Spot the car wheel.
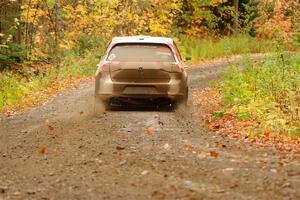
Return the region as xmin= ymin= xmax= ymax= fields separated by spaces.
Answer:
xmin=174 ymin=88 xmax=188 ymax=111
xmin=181 ymin=88 xmax=189 ymax=107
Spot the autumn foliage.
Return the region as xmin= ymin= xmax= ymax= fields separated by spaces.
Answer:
xmin=255 ymin=0 xmax=300 ymax=44
xmin=1 ymin=0 xmax=299 ymax=68
xmin=194 ymin=87 xmax=300 ymax=152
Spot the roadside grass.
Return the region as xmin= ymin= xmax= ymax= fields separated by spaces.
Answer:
xmin=218 ymin=51 xmax=300 ymax=138
xmin=0 ymin=50 xmax=100 ymax=113
xmin=178 ymin=35 xmax=275 ymax=61
xmin=58 ymin=51 xmax=99 ymax=78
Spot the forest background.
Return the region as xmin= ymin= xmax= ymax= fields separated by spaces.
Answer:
xmin=1 ymin=0 xmax=299 ymax=70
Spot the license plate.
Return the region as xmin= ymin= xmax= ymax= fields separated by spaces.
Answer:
xmin=123 ymin=87 xmax=156 ymax=94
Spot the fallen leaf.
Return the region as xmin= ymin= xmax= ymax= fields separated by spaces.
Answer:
xmin=158 ymin=121 xmax=164 ymax=126
xmin=251 ymin=138 xmax=258 ymax=143
xmin=270 ymin=169 xmax=277 ymax=173
xmin=216 ymin=189 xmax=226 ymax=193
xmin=152 ymin=191 xmax=166 ymax=198
xmin=47 ymin=124 xmax=54 ymax=131
xmin=80 ymin=111 xmax=84 ymax=116
xmin=116 ymin=146 xmax=125 ymax=150
xmin=119 ymin=160 xmax=127 ymax=166
xmin=141 ymin=170 xmax=149 ymax=175
xmin=185 ymin=145 xmax=194 ymax=152
xmin=45 ymin=119 xmax=54 ymax=131
xmin=164 ymin=143 xmax=171 ymax=150
xmin=198 ymin=152 xmax=209 ymax=158
xmin=26 ymin=190 xmax=36 ymax=195
xmin=37 ymin=146 xmax=46 ymax=154
xmin=0 ymin=186 xmax=7 ymax=194
xmin=147 ymin=127 xmax=153 ymax=136
xmin=13 ymin=190 xmax=21 ymax=196
xmin=222 ymin=168 xmax=234 ymax=172
xmin=215 ymin=142 xmax=226 ymax=148
xmin=206 ymin=143 xmax=211 ymax=148
xmin=213 ymin=124 xmax=221 ymax=130
xmin=95 ymin=158 xmax=103 ymax=165
xmin=210 ymin=151 xmax=219 ymax=158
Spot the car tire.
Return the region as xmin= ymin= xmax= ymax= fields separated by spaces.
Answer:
xmin=181 ymin=87 xmax=189 ymax=107
xmin=174 ymin=88 xmax=188 ymax=111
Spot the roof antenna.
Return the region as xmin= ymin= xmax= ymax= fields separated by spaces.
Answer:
xmin=139 ymin=35 xmax=149 ymax=40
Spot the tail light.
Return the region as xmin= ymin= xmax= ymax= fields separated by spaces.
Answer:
xmin=172 ymin=63 xmax=184 ymax=73
xmin=160 ymin=63 xmax=184 ymax=73
xmin=97 ymin=62 xmax=109 ymax=72
xmin=109 ymin=61 xmax=122 ymax=72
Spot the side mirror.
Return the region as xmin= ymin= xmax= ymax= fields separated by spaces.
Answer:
xmin=185 ymin=55 xmax=191 ymax=61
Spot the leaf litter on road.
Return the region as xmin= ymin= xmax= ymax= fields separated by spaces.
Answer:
xmin=45 ymin=119 xmax=54 ymax=131
xmin=37 ymin=146 xmax=46 ymax=154
xmin=193 ymin=88 xmax=300 ymax=152
xmin=147 ymin=127 xmax=153 ymax=136
xmin=222 ymin=168 xmax=235 ymax=172
xmin=116 ymin=146 xmax=125 ymax=150
xmin=210 ymin=151 xmax=219 ymax=158
xmin=141 ymin=170 xmax=149 ymax=175
xmin=185 ymin=145 xmax=194 ymax=152
xmin=215 ymin=142 xmax=226 ymax=148
xmin=198 ymin=152 xmax=210 ymax=159
xmin=163 ymin=143 xmax=171 ymax=150
xmin=0 ymin=75 xmax=94 ymax=116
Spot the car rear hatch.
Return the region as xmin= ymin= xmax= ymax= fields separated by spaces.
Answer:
xmin=109 ymin=61 xmax=173 ymax=83
xmin=107 ymin=43 xmax=176 ymax=83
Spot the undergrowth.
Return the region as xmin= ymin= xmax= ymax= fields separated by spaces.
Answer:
xmin=178 ymin=35 xmax=275 ymax=61
xmin=0 ymin=50 xmax=100 ymax=111
xmin=220 ymin=52 xmax=300 ymax=137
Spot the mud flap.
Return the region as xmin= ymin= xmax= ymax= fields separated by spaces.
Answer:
xmin=94 ymin=96 xmax=109 ymax=113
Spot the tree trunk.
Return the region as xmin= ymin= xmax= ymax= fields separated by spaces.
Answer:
xmin=137 ymin=0 xmax=143 ymax=15
xmin=233 ymin=0 xmax=239 ymax=34
xmin=55 ymin=0 xmax=63 ymax=40
xmin=54 ymin=0 xmax=63 ymax=70
xmin=15 ymin=0 xmax=22 ymax=44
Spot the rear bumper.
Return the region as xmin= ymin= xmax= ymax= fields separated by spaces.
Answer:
xmin=95 ymin=72 xmax=187 ymax=102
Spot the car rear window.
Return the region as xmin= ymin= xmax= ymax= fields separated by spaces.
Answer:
xmin=107 ymin=43 xmax=176 ymax=62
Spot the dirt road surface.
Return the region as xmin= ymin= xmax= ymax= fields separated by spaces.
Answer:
xmin=1 ymin=62 xmax=299 ymax=200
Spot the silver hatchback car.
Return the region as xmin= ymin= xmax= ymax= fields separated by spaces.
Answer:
xmin=95 ymin=36 xmax=189 ymax=110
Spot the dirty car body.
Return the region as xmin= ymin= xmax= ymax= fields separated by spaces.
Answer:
xmin=95 ymin=36 xmax=188 ymax=109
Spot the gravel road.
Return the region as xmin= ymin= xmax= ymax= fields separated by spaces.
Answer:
xmin=0 ymin=62 xmax=299 ymax=200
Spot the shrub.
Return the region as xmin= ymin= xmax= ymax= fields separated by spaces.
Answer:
xmin=220 ymin=52 xmax=300 ymax=136
xmin=0 ymin=43 xmax=26 ymax=70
